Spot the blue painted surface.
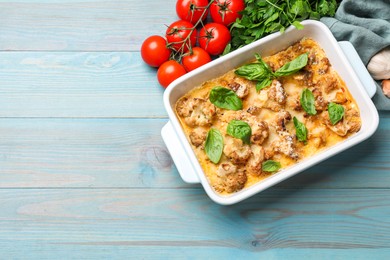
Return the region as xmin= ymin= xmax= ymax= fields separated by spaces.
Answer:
xmin=0 ymin=0 xmax=390 ymax=259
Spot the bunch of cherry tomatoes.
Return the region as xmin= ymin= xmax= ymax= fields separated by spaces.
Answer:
xmin=140 ymin=0 xmax=245 ymax=88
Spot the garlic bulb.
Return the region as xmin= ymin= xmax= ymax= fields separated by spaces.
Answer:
xmin=367 ymin=46 xmax=390 ymax=80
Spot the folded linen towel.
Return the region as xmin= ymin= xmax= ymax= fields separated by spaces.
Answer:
xmin=321 ymin=0 xmax=390 ymax=110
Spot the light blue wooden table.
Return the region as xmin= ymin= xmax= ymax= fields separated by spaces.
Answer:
xmin=1 ymin=1 xmax=390 ymax=258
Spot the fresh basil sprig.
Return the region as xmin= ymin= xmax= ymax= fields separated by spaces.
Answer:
xmin=209 ymin=87 xmax=243 ymax=111
xmin=234 ymin=54 xmax=274 ymax=91
xmin=262 ymin=160 xmax=281 ymax=172
xmin=293 ymin=116 xmax=308 ymax=144
xmin=274 ymin=53 xmax=309 ymax=77
xmin=234 ymin=53 xmax=308 ymax=92
xmin=205 ymin=128 xmax=224 ymax=164
xmin=227 ymin=120 xmax=252 ymax=144
xmin=300 ymin=88 xmax=317 ymax=115
xmin=328 ymin=102 xmax=345 ymax=125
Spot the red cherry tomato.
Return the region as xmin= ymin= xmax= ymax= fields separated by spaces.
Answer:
xmin=140 ymin=35 xmax=171 ymax=67
xmin=157 ymin=60 xmax=187 ymax=88
xmin=182 ymin=47 xmax=211 ymax=72
xmin=198 ymin=23 xmax=231 ymax=56
xmin=210 ymin=0 xmax=245 ymax=26
xmin=176 ymin=0 xmax=209 ymax=24
xmin=166 ymin=20 xmax=197 ymax=52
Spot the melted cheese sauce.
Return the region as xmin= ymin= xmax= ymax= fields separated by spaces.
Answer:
xmin=175 ymin=38 xmax=361 ymax=196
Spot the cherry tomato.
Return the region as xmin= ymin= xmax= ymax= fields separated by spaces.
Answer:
xmin=157 ymin=60 xmax=187 ymax=88
xmin=198 ymin=23 xmax=231 ymax=56
xmin=210 ymin=0 xmax=245 ymax=26
xmin=140 ymin=35 xmax=171 ymax=67
xmin=166 ymin=20 xmax=197 ymax=52
xmin=176 ymin=0 xmax=209 ymax=24
xmin=182 ymin=47 xmax=211 ymax=72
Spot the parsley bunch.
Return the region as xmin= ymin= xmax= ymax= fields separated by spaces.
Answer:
xmin=230 ymin=0 xmax=339 ymax=50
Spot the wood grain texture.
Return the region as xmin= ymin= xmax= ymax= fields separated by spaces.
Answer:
xmin=1 ymin=188 xmax=390 ymax=259
xmin=0 ymin=0 xmax=176 ymax=51
xmin=0 ymin=116 xmax=389 ymax=189
xmin=0 ymin=51 xmax=166 ymax=117
xmin=1 ymin=0 xmax=390 ymax=257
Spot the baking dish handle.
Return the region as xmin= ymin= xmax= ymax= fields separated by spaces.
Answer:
xmin=161 ymin=121 xmax=200 ymax=184
xmin=338 ymin=41 xmax=376 ymax=98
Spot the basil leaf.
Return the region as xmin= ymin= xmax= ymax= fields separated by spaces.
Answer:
xmin=256 ymin=77 xmax=273 ymax=92
xmin=328 ymin=102 xmax=345 ymax=125
xmin=300 ymin=88 xmax=317 ymax=115
xmin=227 ymin=120 xmax=252 ymax=144
xmin=274 ymin=53 xmax=308 ymax=77
xmin=293 ymin=116 xmax=308 ymax=144
xmin=209 ymin=87 xmax=243 ymax=111
xmin=262 ymin=160 xmax=281 ymax=172
xmin=234 ymin=53 xmax=273 ymax=82
xmin=205 ymin=128 xmax=224 ymax=164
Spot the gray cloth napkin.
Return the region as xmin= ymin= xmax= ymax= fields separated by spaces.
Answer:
xmin=321 ymin=0 xmax=390 ymax=110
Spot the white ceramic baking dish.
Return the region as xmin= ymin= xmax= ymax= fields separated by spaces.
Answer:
xmin=162 ymin=20 xmax=379 ymax=205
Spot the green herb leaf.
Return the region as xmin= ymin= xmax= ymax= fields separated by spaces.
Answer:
xmin=205 ymin=128 xmax=224 ymax=164
xmin=292 ymin=21 xmax=304 ymax=30
xmin=290 ymin=0 xmax=311 ymax=18
xmin=209 ymin=87 xmax=243 ymax=111
xmin=227 ymin=120 xmax=252 ymax=144
xmin=274 ymin=53 xmax=308 ymax=77
xmin=256 ymin=77 xmax=273 ymax=92
xmin=234 ymin=53 xmax=273 ymax=81
xmin=317 ymin=0 xmax=337 ymax=16
xmin=262 ymin=160 xmax=281 ymax=172
xmin=228 ymin=0 xmax=339 ymax=53
xmin=293 ymin=116 xmax=308 ymax=144
xmin=235 ymin=53 xmax=274 ymax=91
xmin=300 ymin=88 xmax=317 ymax=115
xmin=328 ymin=102 xmax=345 ymax=125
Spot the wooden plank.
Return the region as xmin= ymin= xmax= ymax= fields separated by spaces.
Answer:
xmin=0 ymin=188 xmax=390 ymax=258
xmin=0 ymin=0 xmax=176 ymax=51
xmin=0 ymin=51 xmax=166 ymax=117
xmin=0 ymin=118 xmax=183 ymax=188
xmin=0 ymin=117 xmax=389 ymax=189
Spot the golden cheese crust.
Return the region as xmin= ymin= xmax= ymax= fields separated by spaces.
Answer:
xmin=175 ymin=38 xmax=361 ymax=196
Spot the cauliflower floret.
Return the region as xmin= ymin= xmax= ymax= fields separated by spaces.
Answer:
xmin=322 ymin=106 xmax=361 ymax=136
xmin=246 ymin=106 xmax=261 ymax=115
xmin=346 ymin=108 xmax=361 ymax=133
xmin=247 ymin=145 xmax=265 ymax=176
xmin=275 ymin=110 xmax=292 ymax=132
xmin=312 ymin=88 xmax=328 ymax=112
xmin=176 ymin=98 xmax=216 ymax=127
xmin=332 ymin=90 xmax=347 ymax=104
xmin=223 ymin=136 xmax=251 ymax=165
xmin=189 ymin=128 xmax=207 ymax=147
xmin=272 ymin=131 xmax=299 ymax=160
xmin=251 ymin=121 xmax=269 ymax=145
xmin=293 ymin=69 xmax=314 ymax=87
xmin=316 ymin=74 xmax=338 ymax=94
xmin=242 ymin=114 xmax=269 ymax=145
xmin=214 ymin=163 xmax=247 ymax=193
xmin=306 ymin=118 xmax=327 ymax=148
xmin=228 ymin=81 xmax=249 ymax=98
xmin=263 ymin=80 xmax=287 ymax=112
xmin=268 ymin=80 xmax=287 ymax=104
xmin=317 ymin=57 xmax=331 ymax=75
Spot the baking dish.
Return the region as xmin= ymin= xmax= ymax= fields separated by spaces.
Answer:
xmin=162 ymin=20 xmax=379 ymax=205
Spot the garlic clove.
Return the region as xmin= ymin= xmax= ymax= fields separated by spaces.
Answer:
xmin=367 ymin=47 xmax=390 ymax=80
xmin=382 ymin=80 xmax=390 ymax=98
